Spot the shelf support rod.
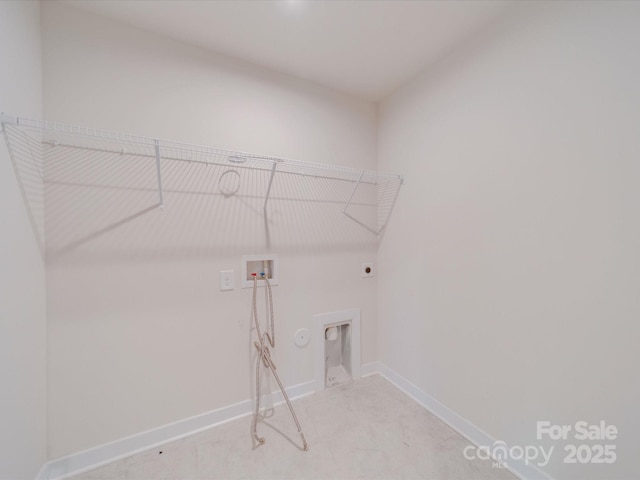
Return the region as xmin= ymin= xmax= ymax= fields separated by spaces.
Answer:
xmin=263 ymin=161 xmax=277 ymax=212
xmin=154 ymin=139 xmax=164 ymax=209
xmin=343 ymin=170 xmax=381 ymax=235
xmin=343 ymin=170 xmax=365 ymax=214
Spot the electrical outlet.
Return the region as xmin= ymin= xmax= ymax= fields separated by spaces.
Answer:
xmin=362 ymin=263 xmax=374 ymax=278
xmin=220 ymin=270 xmax=234 ymax=291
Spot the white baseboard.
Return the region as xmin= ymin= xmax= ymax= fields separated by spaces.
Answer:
xmin=360 ymin=360 xmax=381 ymax=377
xmin=34 ymin=463 xmax=48 ymax=480
xmin=40 ymin=362 xmax=552 ymax=480
xmin=375 ymin=363 xmax=553 ymax=480
xmin=43 ymin=380 xmax=315 ymax=480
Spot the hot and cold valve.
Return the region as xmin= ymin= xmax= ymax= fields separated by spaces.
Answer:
xmin=242 ymin=254 xmax=278 ymax=288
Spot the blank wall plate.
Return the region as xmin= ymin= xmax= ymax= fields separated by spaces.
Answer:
xmin=294 ymin=328 xmax=311 ymax=348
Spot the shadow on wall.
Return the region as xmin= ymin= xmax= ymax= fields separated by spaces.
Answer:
xmin=2 ymin=124 xmax=45 ymax=257
xmin=3 ymin=123 xmax=400 ymax=265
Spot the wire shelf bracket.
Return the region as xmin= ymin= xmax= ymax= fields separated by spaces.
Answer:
xmin=263 ymin=161 xmax=277 ymax=213
xmin=153 ymin=139 xmax=164 ymax=209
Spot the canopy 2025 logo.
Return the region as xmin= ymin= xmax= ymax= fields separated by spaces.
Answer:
xmin=463 ymin=420 xmax=617 ymax=469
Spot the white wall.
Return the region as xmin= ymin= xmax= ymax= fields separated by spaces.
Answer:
xmin=378 ymin=2 xmax=640 ymax=479
xmin=0 ymin=1 xmax=47 ymax=478
xmin=41 ymin=3 xmax=378 ymax=459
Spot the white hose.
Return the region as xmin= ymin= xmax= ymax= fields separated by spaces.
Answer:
xmin=251 ymin=275 xmax=309 ymax=451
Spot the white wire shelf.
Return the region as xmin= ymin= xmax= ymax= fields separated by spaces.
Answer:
xmin=1 ymin=114 xmax=403 ymax=238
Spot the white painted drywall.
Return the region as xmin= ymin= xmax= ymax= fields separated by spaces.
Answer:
xmin=0 ymin=1 xmax=47 ymax=478
xmin=41 ymin=3 xmax=378 ymax=459
xmin=378 ymin=2 xmax=640 ymax=479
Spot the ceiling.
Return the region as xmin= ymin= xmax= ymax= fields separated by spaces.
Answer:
xmin=57 ymin=0 xmax=513 ymax=102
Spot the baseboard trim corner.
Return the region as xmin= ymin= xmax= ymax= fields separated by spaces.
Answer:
xmin=34 ymin=462 xmax=48 ymax=480
xmin=360 ymin=360 xmax=381 ymax=377
xmin=375 ymin=363 xmax=553 ymax=480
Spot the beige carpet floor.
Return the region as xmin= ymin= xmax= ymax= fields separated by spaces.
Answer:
xmin=70 ymin=375 xmax=516 ymax=480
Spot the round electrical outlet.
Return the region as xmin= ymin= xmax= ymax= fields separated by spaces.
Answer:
xmin=362 ymin=263 xmax=374 ymax=277
xmin=294 ymin=328 xmax=311 ymax=347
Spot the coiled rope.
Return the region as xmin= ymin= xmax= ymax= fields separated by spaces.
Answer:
xmin=251 ymin=274 xmax=309 ymax=451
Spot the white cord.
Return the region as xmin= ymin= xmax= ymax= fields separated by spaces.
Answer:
xmin=251 ymin=275 xmax=309 ymax=451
